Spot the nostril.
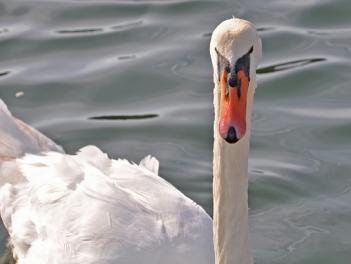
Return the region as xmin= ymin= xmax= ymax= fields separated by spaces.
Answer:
xmin=228 ymin=75 xmax=237 ymax=87
xmin=225 ymin=126 xmax=239 ymax=143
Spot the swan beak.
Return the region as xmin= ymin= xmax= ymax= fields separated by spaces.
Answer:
xmin=219 ymin=69 xmax=249 ymax=144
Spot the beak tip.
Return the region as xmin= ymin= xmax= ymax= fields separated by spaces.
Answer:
xmin=224 ymin=126 xmax=240 ymax=144
xmin=225 ymin=138 xmax=239 ymax=144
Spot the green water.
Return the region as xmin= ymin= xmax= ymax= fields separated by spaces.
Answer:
xmin=1 ymin=0 xmax=351 ymax=263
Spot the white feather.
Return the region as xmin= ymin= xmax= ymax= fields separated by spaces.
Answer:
xmin=139 ymin=155 xmax=159 ymax=175
xmin=0 ymin=99 xmax=63 ymax=158
xmin=0 ymin=100 xmax=214 ymax=264
xmin=1 ymin=148 xmax=213 ymax=263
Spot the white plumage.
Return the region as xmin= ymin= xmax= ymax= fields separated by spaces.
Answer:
xmin=0 ymin=99 xmax=214 ymax=264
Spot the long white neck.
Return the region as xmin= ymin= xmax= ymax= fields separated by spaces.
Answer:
xmin=212 ymin=77 xmax=255 ymax=264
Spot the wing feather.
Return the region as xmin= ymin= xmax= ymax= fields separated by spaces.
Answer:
xmin=1 ymin=147 xmax=213 ymax=264
xmin=0 ymin=99 xmax=63 ymax=160
xmin=139 ymin=155 xmax=159 ymax=175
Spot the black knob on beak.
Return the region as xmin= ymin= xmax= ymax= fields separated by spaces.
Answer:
xmin=225 ymin=126 xmax=239 ymax=143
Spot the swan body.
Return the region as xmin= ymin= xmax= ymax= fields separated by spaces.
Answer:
xmin=0 ymin=18 xmax=261 ymax=264
xmin=0 ymin=100 xmax=213 ymax=264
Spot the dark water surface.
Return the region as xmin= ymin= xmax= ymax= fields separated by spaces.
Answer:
xmin=1 ymin=0 xmax=351 ymax=263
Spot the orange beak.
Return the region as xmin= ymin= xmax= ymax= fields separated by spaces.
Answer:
xmin=219 ymin=69 xmax=249 ymax=143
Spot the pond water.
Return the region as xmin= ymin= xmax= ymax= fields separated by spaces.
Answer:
xmin=0 ymin=0 xmax=351 ymax=263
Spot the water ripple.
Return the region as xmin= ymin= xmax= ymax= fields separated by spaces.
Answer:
xmin=257 ymin=26 xmax=275 ymax=32
xmin=54 ymin=20 xmax=143 ymax=36
xmin=257 ymin=58 xmax=326 ymax=74
xmin=0 ymin=28 xmax=9 ymax=34
xmin=89 ymin=114 xmax=158 ymax=121
xmin=111 ymin=20 xmax=143 ymax=31
xmin=276 ymin=106 xmax=351 ymax=120
xmin=0 ymin=71 xmax=10 ymax=78
xmin=201 ymin=32 xmax=211 ymax=38
xmin=56 ymin=28 xmax=103 ymax=34
xmin=0 ymin=24 xmax=31 ymax=39
xmin=118 ymin=55 xmax=137 ymax=61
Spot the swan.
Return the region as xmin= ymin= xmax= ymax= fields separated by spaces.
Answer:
xmin=0 ymin=18 xmax=261 ymax=264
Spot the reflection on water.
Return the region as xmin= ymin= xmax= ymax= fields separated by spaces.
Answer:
xmin=0 ymin=0 xmax=351 ymax=263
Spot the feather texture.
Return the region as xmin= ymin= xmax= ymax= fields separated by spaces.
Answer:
xmin=0 ymin=100 xmax=214 ymax=264
xmin=1 ymin=148 xmax=213 ymax=263
xmin=0 ymin=99 xmax=63 ymax=159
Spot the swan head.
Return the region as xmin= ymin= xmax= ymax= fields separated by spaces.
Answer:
xmin=210 ymin=18 xmax=262 ymax=144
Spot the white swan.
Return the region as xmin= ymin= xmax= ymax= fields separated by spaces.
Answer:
xmin=0 ymin=18 xmax=261 ymax=264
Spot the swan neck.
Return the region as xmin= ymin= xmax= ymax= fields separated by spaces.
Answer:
xmin=213 ymin=81 xmax=253 ymax=264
